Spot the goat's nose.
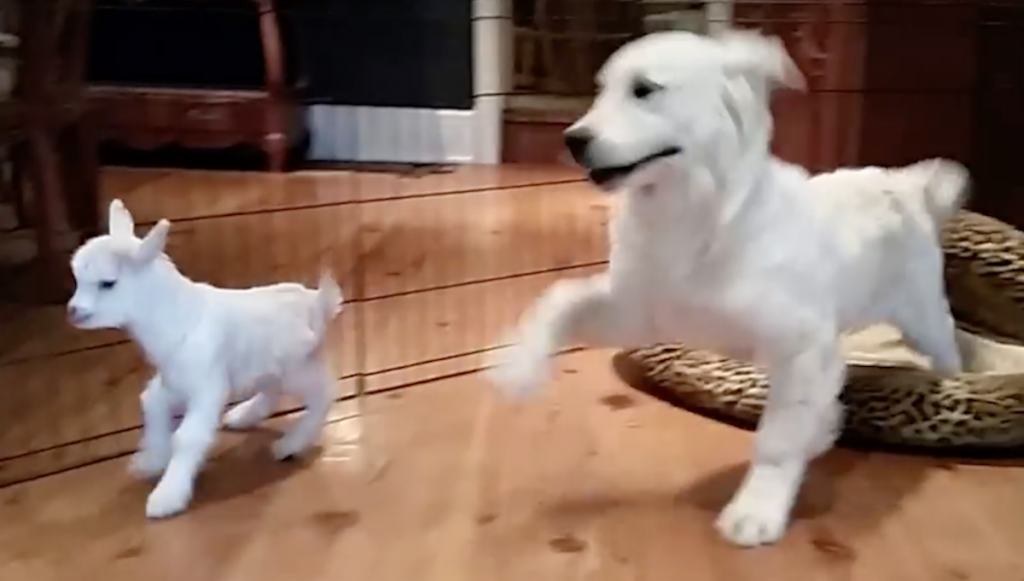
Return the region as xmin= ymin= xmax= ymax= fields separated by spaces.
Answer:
xmin=564 ymin=128 xmax=594 ymax=163
xmin=67 ymin=304 xmax=86 ymax=324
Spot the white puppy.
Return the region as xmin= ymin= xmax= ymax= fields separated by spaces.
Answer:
xmin=487 ymin=29 xmax=968 ymax=547
xmin=68 ymin=200 xmax=343 ymax=519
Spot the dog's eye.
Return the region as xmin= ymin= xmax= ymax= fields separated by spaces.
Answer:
xmin=632 ymin=79 xmax=661 ymax=100
xmin=99 ymin=280 xmax=117 ymax=290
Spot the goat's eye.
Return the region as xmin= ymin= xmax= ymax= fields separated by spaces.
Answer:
xmin=99 ymin=280 xmax=116 ymax=290
xmin=632 ymin=79 xmax=661 ymax=100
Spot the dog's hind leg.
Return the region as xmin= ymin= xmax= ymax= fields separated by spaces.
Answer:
xmin=893 ymin=292 xmax=962 ymax=375
xmin=487 ymin=273 xmax=640 ymax=398
xmin=272 ymin=358 xmax=334 ymax=460
xmin=716 ymin=338 xmax=846 ymax=548
xmin=887 ymin=252 xmax=962 ymax=375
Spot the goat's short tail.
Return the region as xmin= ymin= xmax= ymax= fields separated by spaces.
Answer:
xmin=899 ymin=157 xmax=970 ymax=225
xmin=313 ymin=269 xmax=344 ymax=339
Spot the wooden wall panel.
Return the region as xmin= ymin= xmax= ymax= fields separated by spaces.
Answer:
xmin=857 ymin=0 xmax=978 ymax=168
xmin=734 ymin=0 xmax=868 ymax=172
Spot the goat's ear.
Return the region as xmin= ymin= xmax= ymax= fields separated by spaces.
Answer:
xmin=717 ymin=28 xmax=806 ymax=92
xmin=135 ymin=219 xmax=170 ymax=265
xmin=108 ymin=199 xmax=136 ymax=238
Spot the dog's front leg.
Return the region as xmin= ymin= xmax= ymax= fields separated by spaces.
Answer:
xmin=715 ymin=341 xmax=845 ymax=547
xmin=145 ymin=373 xmax=229 ymax=519
xmin=487 ymin=274 xmax=623 ymax=398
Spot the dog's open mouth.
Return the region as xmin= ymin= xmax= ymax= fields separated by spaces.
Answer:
xmin=588 ymin=146 xmax=682 ymax=187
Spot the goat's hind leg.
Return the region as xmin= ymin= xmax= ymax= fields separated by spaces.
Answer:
xmin=223 ymin=391 xmax=280 ymax=430
xmin=273 ymin=358 xmax=334 ymax=460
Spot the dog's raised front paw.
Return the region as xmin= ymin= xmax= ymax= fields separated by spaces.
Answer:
xmin=145 ymin=478 xmax=194 ymax=519
xmin=714 ymin=486 xmax=790 ymax=548
xmin=128 ymin=448 xmax=171 ymax=480
xmin=485 ymin=341 xmax=553 ymax=400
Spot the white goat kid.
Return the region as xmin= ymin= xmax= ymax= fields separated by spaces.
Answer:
xmin=487 ymin=29 xmax=968 ymax=547
xmin=68 ymin=199 xmax=344 ymax=519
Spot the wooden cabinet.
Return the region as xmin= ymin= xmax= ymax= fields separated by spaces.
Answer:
xmin=88 ymin=0 xmax=301 ymax=171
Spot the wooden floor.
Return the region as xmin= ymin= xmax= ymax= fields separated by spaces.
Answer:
xmin=2 ymin=165 xmax=1024 ymax=580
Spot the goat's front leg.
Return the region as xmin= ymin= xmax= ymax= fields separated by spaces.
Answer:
xmin=129 ymin=374 xmax=176 ymax=480
xmin=715 ymin=339 xmax=846 ymax=547
xmin=145 ymin=374 xmax=229 ymax=519
xmin=487 ymin=274 xmax=629 ymax=398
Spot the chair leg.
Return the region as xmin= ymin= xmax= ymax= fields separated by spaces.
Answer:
xmin=60 ymin=116 xmax=100 ymax=239
xmin=10 ymin=142 xmax=29 ymax=228
xmin=0 ymin=144 xmax=14 ymax=229
xmin=27 ymin=129 xmax=74 ymax=303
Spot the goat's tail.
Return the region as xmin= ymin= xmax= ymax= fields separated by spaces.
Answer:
xmin=313 ymin=269 xmax=344 ymax=339
xmin=898 ymin=157 xmax=970 ymax=226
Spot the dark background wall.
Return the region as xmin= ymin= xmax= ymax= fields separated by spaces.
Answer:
xmin=87 ymin=0 xmax=474 ymax=110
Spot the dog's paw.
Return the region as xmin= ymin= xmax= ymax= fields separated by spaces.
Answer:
xmin=485 ymin=340 xmax=553 ymax=400
xmin=145 ymin=478 xmax=194 ymax=519
xmin=128 ymin=448 xmax=171 ymax=480
xmin=715 ymin=485 xmax=790 ymax=548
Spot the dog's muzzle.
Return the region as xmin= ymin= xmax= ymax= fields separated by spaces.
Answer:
xmin=586 ymin=147 xmax=683 ymax=187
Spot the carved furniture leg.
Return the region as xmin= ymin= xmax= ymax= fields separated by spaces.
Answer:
xmin=11 ymin=143 xmax=29 ymax=228
xmin=60 ymin=114 xmax=101 ymax=238
xmin=27 ymin=129 xmax=74 ymax=303
xmin=264 ymin=131 xmax=287 ymax=173
xmin=258 ymin=0 xmax=288 ymax=172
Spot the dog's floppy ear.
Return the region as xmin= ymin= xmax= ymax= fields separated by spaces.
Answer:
xmin=717 ymin=28 xmax=806 ymax=92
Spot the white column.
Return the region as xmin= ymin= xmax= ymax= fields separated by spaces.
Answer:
xmin=472 ymin=0 xmax=512 ymax=164
xmin=705 ymin=0 xmax=734 ymax=35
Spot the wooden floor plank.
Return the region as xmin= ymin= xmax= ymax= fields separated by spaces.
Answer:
xmin=0 ymin=166 xmax=1021 ymax=580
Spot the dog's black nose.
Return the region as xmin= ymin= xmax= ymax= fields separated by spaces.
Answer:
xmin=564 ymin=128 xmax=594 ymax=163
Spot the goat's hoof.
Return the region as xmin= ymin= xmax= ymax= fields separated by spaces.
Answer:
xmin=271 ymin=436 xmax=309 ymax=461
xmin=128 ymin=450 xmax=170 ymax=480
xmin=145 ymin=480 xmax=193 ymax=519
xmin=222 ymin=401 xmax=265 ymax=430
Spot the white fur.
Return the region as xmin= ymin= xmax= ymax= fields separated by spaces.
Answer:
xmin=487 ymin=30 xmax=968 ymax=547
xmin=68 ymin=200 xmax=344 ymax=519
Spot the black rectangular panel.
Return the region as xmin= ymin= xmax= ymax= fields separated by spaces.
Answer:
xmin=87 ymin=0 xmax=474 ymax=110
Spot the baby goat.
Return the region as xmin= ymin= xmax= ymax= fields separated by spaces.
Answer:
xmin=68 ymin=199 xmax=344 ymax=519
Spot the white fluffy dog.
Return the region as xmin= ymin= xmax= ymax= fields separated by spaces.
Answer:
xmin=68 ymin=200 xmax=343 ymax=519
xmin=487 ymin=29 xmax=969 ymax=547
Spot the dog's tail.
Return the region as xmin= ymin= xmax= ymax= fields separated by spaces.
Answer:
xmin=312 ymin=268 xmax=344 ymax=340
xmin=896 ymin=158 xmax=970 ymax=225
